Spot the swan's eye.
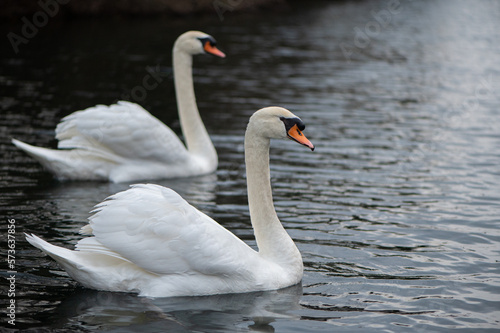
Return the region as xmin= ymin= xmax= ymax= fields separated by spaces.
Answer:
xmin=280 ymin=117 xmax=305 ymax=132
xmin=198 ymin=37 xmax=217 ymax=47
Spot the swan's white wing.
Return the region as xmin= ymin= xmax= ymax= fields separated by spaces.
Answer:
xmin=88 ymin=184 xmax=257 ymax=276
xmin=56 ymin=101 xmax=190 ymax=164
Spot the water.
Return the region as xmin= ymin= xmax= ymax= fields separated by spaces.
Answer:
xmin=1 ymin=0 xmax=500 ymax=331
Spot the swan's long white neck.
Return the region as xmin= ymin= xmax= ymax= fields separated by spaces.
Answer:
xmin=244 ymin=125 xmax=302 ymax=269
xmin=173 ymin=46 xmax=217 ymax=166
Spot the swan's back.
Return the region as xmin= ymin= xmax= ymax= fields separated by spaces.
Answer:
xmin=87 ymin=184 xmax=258 ymax=276
xmin=56 ymin=101 xmax=190 ymax=164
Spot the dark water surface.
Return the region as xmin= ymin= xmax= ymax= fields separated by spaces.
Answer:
xmin=1 ymin=0 xmax=500 ymax=331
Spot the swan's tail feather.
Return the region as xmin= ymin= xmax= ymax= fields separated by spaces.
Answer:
xmin=25 ymin=233 xmax=81 ymax=267
xmin=12 ymin=139 xmax=71 ymax=175
xmin=26 ymin=232 xmax=125 ymax=268
xmin=25 ymin=233 xmax=140 ymax=292
xmin=12 ymin=138 xmax=119 ymax=180
xmin=12 ymin=138 xmax=59 ymax=163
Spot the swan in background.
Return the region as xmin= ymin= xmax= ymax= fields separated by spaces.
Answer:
xmin=12 ymin=31 xmax=225 ymax=183
xmin=26 ymin=107 xmax=315 ymax=297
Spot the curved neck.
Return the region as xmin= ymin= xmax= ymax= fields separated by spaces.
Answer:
xmin=244 ymin=126 xmax=301 ymax=265
xmin=172 ymin=47 xmax=217 ymax=164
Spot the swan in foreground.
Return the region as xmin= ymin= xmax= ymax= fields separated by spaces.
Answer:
xmin=26 ymin=107 xmax=315 ymax=297
xmin=12 ymin=31 xmax=225 ymax=183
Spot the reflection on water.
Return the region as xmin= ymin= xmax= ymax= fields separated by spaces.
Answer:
xmin=53 ymin=284 xmax=302 ymax=332
xmin=1 ymin=0 xmax=500 ymax=332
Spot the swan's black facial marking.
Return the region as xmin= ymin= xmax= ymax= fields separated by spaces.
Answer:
xmin=280 ymin=116 xmax=306 ymax=132
xmin=198 ymin=36 xmax=217 ymax=49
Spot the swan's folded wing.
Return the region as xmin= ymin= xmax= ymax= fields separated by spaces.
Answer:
xmin=55 ymin=101 xmax=190 ymax=164
xmin=88 ymin=184 xmax=257 ymax=276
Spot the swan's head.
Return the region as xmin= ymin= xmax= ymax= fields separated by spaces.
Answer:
xmin=248 ymin=107 xmax=315 ymax=151
xmin=174 ymin=31 xmax=226 ymax=58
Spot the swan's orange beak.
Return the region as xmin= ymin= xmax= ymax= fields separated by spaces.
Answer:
xmin=204 ymin=43 xmax=226 ymax=58
xmin=287 ymin=124 xmax=315 ymax=151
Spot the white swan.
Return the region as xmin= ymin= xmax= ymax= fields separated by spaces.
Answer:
xmin=12 ymin=31 xmax=225 ymax=183
xmin=26 ymin=107 xmax=315 ymax=297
